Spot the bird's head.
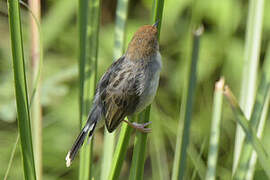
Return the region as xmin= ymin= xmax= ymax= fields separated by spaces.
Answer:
xmin=126 ymin=23 xmax=159 ymax=61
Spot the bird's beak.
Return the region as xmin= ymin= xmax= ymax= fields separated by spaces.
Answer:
xmin=153 ymin=20 xmax=159 ymax=28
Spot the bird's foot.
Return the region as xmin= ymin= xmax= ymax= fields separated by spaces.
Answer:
xmin=123 ymin=119 xmax=152 ymax=133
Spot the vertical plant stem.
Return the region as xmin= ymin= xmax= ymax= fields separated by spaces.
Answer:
xmin=129 ymin=0 xmax=164 ymax=179
xmin=151 ymin=0 xmax=164 ymax=37
xmin=172 ymin=27 xmax=203 ymax=180
xmin=7 ymin=0 xmax=36 ymax=179
xmin=108 ymin=117 xmax=134 ymax=180
xmin=29 ymin=0 xmax=42 ymax=179
xmin=113 ymin=0 xmax=129 ymax=60
xmin=78 ymin=0 xmax=101 ymax=179
xmin=78 ymin=0 xmax=88 ymax=129
xmin=77 ymin=0 xmax=89 ymax=178
xmin=205 ymin=78 xmax=225 ymax=180
xmin=188 ymin=141 xmax=207 ymax=180
xmin=101 ymin=0 xmax=129 ymax=179
xmin=233 ymin=46 xmax=270 ymax=180
xmin=129 ymin=110 xmax=150 ymax=180
xmin=4 ymin=134 xmax=19 ymax=180
xmin=149 ymin=109 xmax=169 ymax=180
xmin=247 ymin=91 xmax=270 ymax=180
xmin=87 ymin=0 xmax=101 ymax=177
xmin=224 ymin=87 xmax=270 ymax=178
xmin=234 ymin=0 xmax=264 ymax=174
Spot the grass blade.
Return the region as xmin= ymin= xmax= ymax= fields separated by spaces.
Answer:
xmin=129 ymin=0 xmax=164 ymax=179
xmin=78 ymin=0 xmax=101 ymax=179
xmin=246 ymin=46 xmax=270 ymax=179
xmin=101 ymin=0 xmax=129 ymax=179
xmin=129 ymin=110 xmax=150 ymax=180
xmin=171 ymin=27 xmax=203 ymax=180
xmin=152 ymin=0 xmax=164 ymax=37
xmin=78 ymin=0 xmax=88 ymax=129
xmin=108 ymin=117 xmax=134 ymax=180
xmin=4 ymin=3 xmax=43 ymax=176
xmin=233 ymin=45 xmax=270 ymax=180
xmin=4 ymin=134 xmax=19 ymax=180
xmin=247 ymin=91 xmax=270 ymax=179
xmin=113 ymin=0 xmax=129 ymax=60
xmin=234 ymin=0 xmax=264 ymax=173
xmin=77 ymin=0 xmax=89 ymax=179
xmin=7 ymin=0 xmax=36 ymax=179
xmin=149 ymin=107 xmax=170 ymax=180
xmin=16 ymin=0 xmax=44 ymax=178
xmin=189 ymin=141 xmax=207 ymax=180
xmin=205 ymin=78 xmax=225 ymax=180
xmin=29 ymin=0 xmax=43 ymax=179
xmin=224 ymin=86 xmax=270 ymax=178
xmin=17 ymin=0 xmax=43 ymax=109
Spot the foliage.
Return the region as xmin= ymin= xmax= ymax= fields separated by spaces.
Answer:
xmin=1 ymin=0 xmax=270 ymax=179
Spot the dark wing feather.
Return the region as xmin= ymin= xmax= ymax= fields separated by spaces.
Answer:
xmin=96 ymin=56 xmax=141 ymax=132
xmin=97 ymin=56 xmax=125 ymax=93
xmin=104 ymin=88 xmax=140 ymax=132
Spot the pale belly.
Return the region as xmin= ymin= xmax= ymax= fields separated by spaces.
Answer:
xmin=134 ymin=53 xmax=162 ymax=113
xmin=135 ymin=73 xmax=160 ymax=113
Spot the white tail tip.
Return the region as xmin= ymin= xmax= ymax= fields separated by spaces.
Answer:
xmin=65 ymin=151 xmax=71 ymax=167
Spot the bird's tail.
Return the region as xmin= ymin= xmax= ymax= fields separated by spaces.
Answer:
xmin=65 ymin=105 xmax=101 ymax=167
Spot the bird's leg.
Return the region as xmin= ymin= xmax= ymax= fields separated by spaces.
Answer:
xmin=122 ymin=119 xmax=152 ymax=133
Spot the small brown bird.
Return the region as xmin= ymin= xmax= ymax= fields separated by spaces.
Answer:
xmin=66 ymin=22 xmax=162 ymax=167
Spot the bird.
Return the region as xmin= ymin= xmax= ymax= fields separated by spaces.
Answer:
xmin=66 ymin=21 xmax=162 ymax=167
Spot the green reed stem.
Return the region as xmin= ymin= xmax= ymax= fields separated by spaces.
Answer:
xmin=234 ymin=0 xmax=264 ymax=174
xmin=224 ymin=86 xmax=270 ymax=179
xmin=7 ymin=0 xmax=36 ymax=179
xmin=29 ymin=0 xmax=42 ymax=179
xmin=78 ymin=0 xmax=101 ymax=179
xmin=4 ymin=134 xmax=19 ymax=180
xmin=205 ymin=78 xmax=225 ymax=180
xmin=101 ymin=0 xmax=129 ymax=179
xmin=149 ymin=108 xmax=170 ymax=180
xmin=108 ymin=117 xmax=134 ymax=180
xmin=4 ymin=2 xmax=43 ymax=176
xmin=129 ymin=1 xmax=164 ymax=179
xmin=172 ymin=27 xmax=203 ymax=180
xmin=189 ymin=141 xmax=207 ymax=180
xmin=129 ymin=110 xmax=151 ymax=180
xmin=233 ymin=45 xmax=270 ymax=180
xmin=77 ymin=0 xmax=89 ymax=178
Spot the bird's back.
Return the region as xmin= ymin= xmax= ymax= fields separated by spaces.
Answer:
xmin=93 ymin=52 xmax=161 ymax=132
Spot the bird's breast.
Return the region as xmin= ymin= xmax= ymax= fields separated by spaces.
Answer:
xmin=134 ymin=52 xmax=162 ymax=113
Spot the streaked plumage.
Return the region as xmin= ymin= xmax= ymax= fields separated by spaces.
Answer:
xmin=66 ymin=24 xmax=162 ymax=167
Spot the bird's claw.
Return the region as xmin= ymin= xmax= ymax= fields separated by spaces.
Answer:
xmin=123 ymin=119 xmax=152 ymax=133
xmin=131 ymin=121 xmax=152 ymax=133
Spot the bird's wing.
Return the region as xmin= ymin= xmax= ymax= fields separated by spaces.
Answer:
xmin=97 ymin=56 xmax=143 ymax=132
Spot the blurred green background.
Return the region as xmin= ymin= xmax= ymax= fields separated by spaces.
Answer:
xmin=1 ymin=0 xmax=270 ymax=179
